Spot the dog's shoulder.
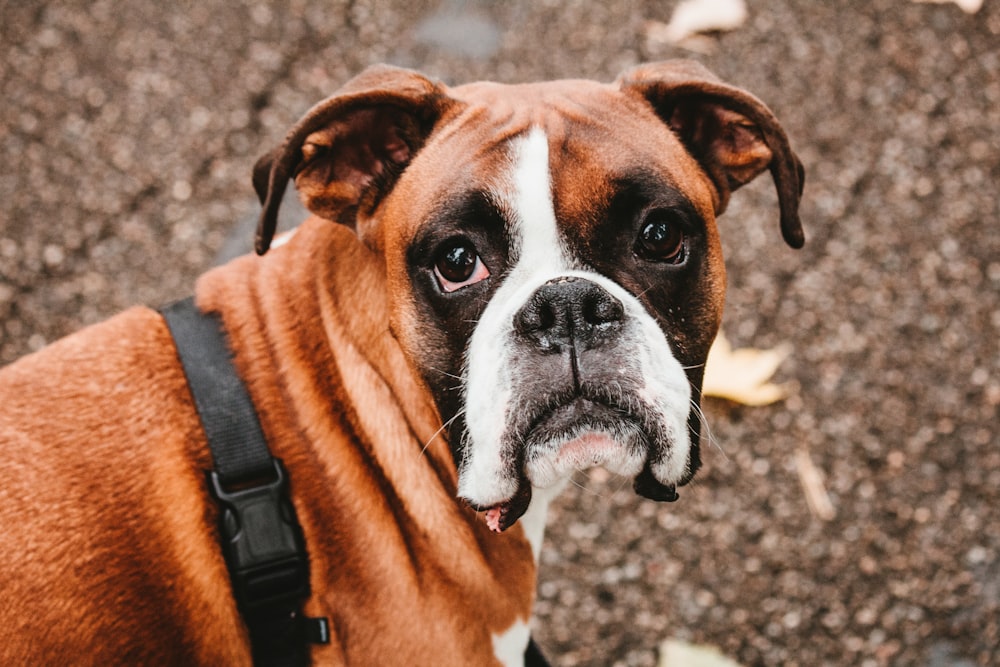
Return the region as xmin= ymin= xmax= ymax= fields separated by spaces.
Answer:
xmin=0 ymin=303 xmax=214 ymax=490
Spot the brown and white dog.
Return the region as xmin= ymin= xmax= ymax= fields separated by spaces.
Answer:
xmin=0 ymin=61 xmax=803 ymax=665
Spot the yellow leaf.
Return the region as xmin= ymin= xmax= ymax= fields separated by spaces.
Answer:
xmin=702 ymin=331 xmax=792 ymax=406
xmin=912 ymin=0 xmax=982 ymax=14
xmin=659 ymin=639 xmax=744 ymax=667
xmin=644 ymin=0 xmax=748 ymax=54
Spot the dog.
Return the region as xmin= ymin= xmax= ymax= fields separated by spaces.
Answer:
xmin=0 ymin=60 xmax=803 ymax=665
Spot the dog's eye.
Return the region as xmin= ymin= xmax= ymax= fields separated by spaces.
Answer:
xmin=636 ymin=215 xmax=687 ymax=264
xmin=434 ymin=241 xmax=491 ymax=292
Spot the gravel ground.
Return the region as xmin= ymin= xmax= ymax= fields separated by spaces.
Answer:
xmin=2 ymin=1 xmax=998 ymax=665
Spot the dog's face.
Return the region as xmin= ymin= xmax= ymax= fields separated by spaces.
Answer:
xmin=382 ymin=83 xmax=727 ymax=530
xmin=252 ymin=62 xmax=804 ymax=531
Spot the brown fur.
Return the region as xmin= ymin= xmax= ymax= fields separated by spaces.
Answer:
xmin=0 ymin=219 xmax=534 ymax=665
xmin=0 ymin=61 xmax=801 ymax=665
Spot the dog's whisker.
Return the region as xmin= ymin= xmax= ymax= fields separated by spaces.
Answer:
xmin=567 ymin=472 xmax=610 ymax=500
xmin=633 ymin=284 xmax=656 ymax=301
xmin=689 ymin=397 xmax=724 ymax=458
xmin=421 ymin=409 xmax=465 ymax=456
xmin=609 ymin=472 xmax=634 ymax=496
xmin=427 ymin=366 xmax=464 ymax=382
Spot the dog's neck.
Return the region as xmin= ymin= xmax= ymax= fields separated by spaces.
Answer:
xmin=198 ymin=218 xmax=441 ymax=450
xmin=194 ymin=216 xmax=544 ymax=664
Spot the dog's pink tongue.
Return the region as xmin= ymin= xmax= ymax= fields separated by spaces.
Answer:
xmin=483 ymin=483 xmax=532 ymax=533
xmin=485 ymin=507 xmax=506 ymax=533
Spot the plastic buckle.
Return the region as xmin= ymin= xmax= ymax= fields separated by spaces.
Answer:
xmin=209 ymin=459 xmax=310 ymax=612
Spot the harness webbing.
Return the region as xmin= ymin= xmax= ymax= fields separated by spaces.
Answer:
xmin=162 ymin=297 xmax=328 ymax=667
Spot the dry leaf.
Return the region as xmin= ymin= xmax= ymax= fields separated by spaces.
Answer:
xmin=702 ymin=331 xmax=792 ymax=406
xmin=795 ymin=448 xmax=836 ymax=521
xmin=659 ymin=639 xmax=744 ymax=667
xmin=645 ymin=0 xmax=748 ymax=53
xmin=912 ymin=0 xmax=983 ymax=14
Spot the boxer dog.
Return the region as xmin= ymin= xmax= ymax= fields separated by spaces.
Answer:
xmin=0 ymin=61 xmax=803 ymax=665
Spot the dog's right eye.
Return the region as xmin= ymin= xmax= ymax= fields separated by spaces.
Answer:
xmin=434 ymin=241 xmax=490 ymax=293
xmin=634 ymin=212 xmax=688 ymax=265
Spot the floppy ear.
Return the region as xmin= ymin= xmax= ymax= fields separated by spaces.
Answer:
xmin=252 ymin=65 xmax=454 ymax=254
xmin=617 ymin=60 xmax=805 ymax=248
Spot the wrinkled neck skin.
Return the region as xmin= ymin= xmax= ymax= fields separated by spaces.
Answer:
xmin=194 ymin=218 xmax=543 ymax=666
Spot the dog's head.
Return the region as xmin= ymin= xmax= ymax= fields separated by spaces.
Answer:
xmin=253 ymin=62 xmax=804 ymax=531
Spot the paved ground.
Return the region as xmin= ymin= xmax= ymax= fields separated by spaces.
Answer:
xmin=2 ymin=1 xmax=998 ymax=665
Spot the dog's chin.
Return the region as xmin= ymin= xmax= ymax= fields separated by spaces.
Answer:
xmin=462 ymin=385 xmax=698 ymax=533
xmin=474 ymin=399 xmax=672 ymax=533
xmin=523 ymin=399 xmax=649 ymax=489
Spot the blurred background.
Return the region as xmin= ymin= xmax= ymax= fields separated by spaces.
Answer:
xmin=1 ymin=1 xmax=998 ymax=665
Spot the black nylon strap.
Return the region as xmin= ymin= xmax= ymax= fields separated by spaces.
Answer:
xmin=161 ymin=297 xmax=274 ymax=487
xmin=162 ymin=297 xmax=550 ymax=666
xmin=161 ymin=297 xmax=328 ymax=667
xmin=525 ymin=636 xmax=552 ymax=666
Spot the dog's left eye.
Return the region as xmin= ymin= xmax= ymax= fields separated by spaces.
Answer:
xmin=434 ymin=241 xmax=491 ymax=292
xmin=635 ymin=214 xmax=687 ymax=265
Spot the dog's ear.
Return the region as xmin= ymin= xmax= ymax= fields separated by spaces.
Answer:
xmin=252 ymin=65 xmax=454 ymax=254
xmin=617 ymin=60 xmax=805 ymax=248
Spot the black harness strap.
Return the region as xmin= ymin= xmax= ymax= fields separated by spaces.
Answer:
xmin=161 ymin=298 xmax=273 ymax=487
xmin=162 ymin=296 xmax=552 ymax=667
xmin=162 ymin=298 xmax=328 ymax=667
xmin=525 ymin=636 xmax=552 ymax=667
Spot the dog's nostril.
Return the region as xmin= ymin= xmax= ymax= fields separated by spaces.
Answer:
xmin=515 ymin=299 xmax=555 ymax=335
xmin=584 ymin=291 xmax=624 ymax=325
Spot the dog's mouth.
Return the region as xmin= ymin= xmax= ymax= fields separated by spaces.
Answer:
xmin=482 ymin=483 xmax=533 ymax=533
xmin=527 ymin=397 xmax=636 ymax=446
xmin=474 ymin=389 xmax=689 ymax=533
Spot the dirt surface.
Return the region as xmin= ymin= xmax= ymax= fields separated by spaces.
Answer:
xmin=2 ymin=1 xmax=998 ymax=665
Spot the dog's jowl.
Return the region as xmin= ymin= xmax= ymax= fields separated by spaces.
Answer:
xmin=0 ymin=61 xmax=803 ymax=666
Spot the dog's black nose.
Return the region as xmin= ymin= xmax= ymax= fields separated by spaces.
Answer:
xmin=514 ymin=277 xmax=624 ymax=352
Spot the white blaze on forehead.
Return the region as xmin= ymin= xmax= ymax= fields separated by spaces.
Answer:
xmin=459 ymin=127 xmax=570 ymax=505
xmin=509 ymin=126 xmax=566 ymax=268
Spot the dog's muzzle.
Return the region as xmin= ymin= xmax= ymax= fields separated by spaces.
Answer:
xmin=461 ymin=273 xmax=696 ymax=532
